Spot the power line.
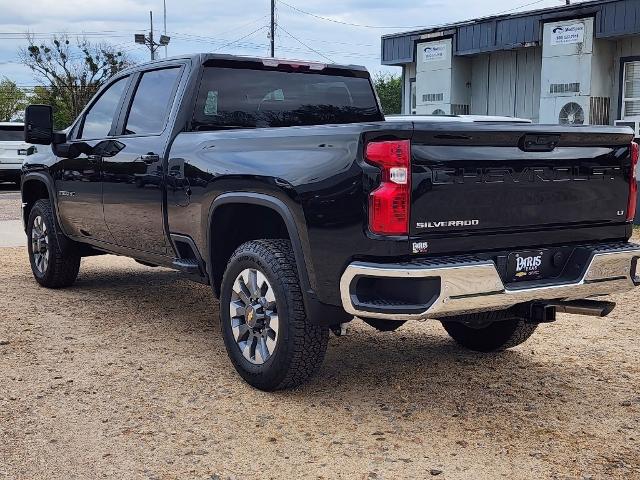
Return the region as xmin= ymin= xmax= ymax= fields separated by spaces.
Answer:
xmin=493 ymin=0 xmax=548 ymax=15
xmin=167 ymin=14 xmax=270 ymax=43
xmin=277 ymin=0 xmax=433 ymax=29
xmin=166 ymin=30 xmax=379 ymax=59
xmin=277 ymin=24 xmax=334 ymax=63
xmin=212 ymin=25 xmax=269 ymax=52
xmin=278 ymin=0 xmax=566 ymax=31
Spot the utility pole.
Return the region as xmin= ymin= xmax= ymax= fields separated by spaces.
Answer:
xmin=163 ymin=0 xmax=168 ymax=59
xmin=134 ymin=11 xmax=171 ymax=62
xmin=150 ymin=11 xmax=155 ymax=60
xmin=270 ymin=0 xmax=275 ymax=58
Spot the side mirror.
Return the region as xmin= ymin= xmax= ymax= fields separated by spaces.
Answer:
xmin=24 ymin=104 xmax=54 ymax=145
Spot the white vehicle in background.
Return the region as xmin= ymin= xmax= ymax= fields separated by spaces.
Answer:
xmin=0 ymin=122 xmax=35 ymax=185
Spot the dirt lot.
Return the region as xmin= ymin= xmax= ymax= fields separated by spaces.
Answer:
xmin=0 ymin=185 xmax=20 ymax=221
xmin=0 ymin=242 xmax=638 ymax=480
xmin=1 ymin=190 xmax=639 ymax=479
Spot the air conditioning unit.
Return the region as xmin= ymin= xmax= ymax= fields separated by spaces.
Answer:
xmin=539 ymin=17 xmax=614 ymax=125
xmin=414 ymin=38 xmax=471 ymax=116
xmin=559 ymin=99 xmax=586 ymax=125
xmin=614 ymin=119 xmax=640 ymax=138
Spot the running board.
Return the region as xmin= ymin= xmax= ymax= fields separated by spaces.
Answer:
xmin=170 ymin=233 xmax=209 ymax=284
xmin=172 ymin=258 xmax=209 ymax=284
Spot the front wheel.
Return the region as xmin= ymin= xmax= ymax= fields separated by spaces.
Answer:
xmin=219 ymin=239 xmax=329 ymax=391
xmin=441 ymin=313 xmax=537 ymax=352
xmin=27 ymin=199 xmax=81 ymax=288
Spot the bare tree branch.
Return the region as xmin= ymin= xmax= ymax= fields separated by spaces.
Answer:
xmin=19 ymin=34 xmax=133 ymax=127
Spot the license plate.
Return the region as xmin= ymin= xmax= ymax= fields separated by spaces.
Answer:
xmin=507 ymin=249 xmax=548 ymax=282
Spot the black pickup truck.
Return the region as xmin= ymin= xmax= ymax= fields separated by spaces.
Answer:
xmin=21 ymin=54 xmax=640 ymax=390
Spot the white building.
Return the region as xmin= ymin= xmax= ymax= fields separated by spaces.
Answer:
xmin=381 ymin=0 xmax=640 ymax=133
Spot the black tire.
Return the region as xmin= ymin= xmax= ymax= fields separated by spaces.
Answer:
xmin=363 ymin=318 xmax=406 ymax=332
xmin=219 ymin=239 xmax=329 ymax=391
xmin=27 ymin=199 xmax=81 ymax=288
xmin=441 ymin=312 xmax=537 ymax=352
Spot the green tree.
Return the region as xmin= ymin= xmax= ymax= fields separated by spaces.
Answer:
xmin=373 ymin=72 xmax=402 ymax=115
xmin=28 ymin=86 xmax=73 ymax=131
xmin=20 ymin=34 xmax=132 ymax=129
xmin=0 ymin=77 xmax=27 ymax=121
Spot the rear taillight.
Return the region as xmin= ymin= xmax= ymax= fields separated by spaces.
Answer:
xmin=365 ymin=140 xmax=411 ymax=235
xmin=627 ymin=141 xmax=639 ymax=222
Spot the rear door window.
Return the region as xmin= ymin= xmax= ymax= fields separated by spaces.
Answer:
xmin=192 ymin=67 xmax=382 ymax=129
xmin=124 ymin=68 xmax=181 ymax=135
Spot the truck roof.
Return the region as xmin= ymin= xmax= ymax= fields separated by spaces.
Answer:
xmin=122 ymin=53 xmax=368 ymax=75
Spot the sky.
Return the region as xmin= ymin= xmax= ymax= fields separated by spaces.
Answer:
xmin=0 ymin=0 xmax=587 ymax=87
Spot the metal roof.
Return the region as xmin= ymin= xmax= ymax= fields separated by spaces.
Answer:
xmin=381 ymin=0 xmax=640 ymax=65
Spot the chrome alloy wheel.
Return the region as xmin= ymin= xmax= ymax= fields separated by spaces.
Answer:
xmin=229 ymin=268 xmax=279 ymax=365
xmin=31 ymin=215 xmax=49 ymax=274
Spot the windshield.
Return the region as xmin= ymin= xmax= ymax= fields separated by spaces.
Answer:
xmin=0 ymin=125 xmax=24 ymax=142
xmin=192 ymin=67 xmax=382 ymax=129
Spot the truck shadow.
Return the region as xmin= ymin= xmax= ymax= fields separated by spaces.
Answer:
xmin=71 ymin=264 xmax=585 ymax=413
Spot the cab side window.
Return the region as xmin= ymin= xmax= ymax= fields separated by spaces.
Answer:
xmin=80 ymin=76 xmax=128 ymax=140
xmin=123 ymin=68 xmax=181 ymax=135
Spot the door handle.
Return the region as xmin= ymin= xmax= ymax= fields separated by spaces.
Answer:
xmin=140 ymin=153 xmax=160 ymax=165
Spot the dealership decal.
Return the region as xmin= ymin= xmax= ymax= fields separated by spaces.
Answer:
xmin=550 ymin=23 xmax=584 ymax=45
xmin=412 ymin=241 xmax=429 ymax=254
xmin=514 ymin=253 xmax=543 ymax=279
xmin=423 ymin=44 xmax=446 ymax=62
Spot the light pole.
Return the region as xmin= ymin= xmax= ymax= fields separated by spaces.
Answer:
xmin=135 ymin=11 xmax=171 ymax=61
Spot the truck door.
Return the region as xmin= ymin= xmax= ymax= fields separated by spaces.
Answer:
xmin=56 ymin=75 xmax=130 ymax=241
xmin=101 ymin=66 xmax=183 ymax=254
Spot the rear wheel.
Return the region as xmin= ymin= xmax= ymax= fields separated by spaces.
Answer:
xmin=363 ymin=318 xmax=406 ymax=332
xmin=441 ymin=312 xmax=537 ymax=352
xmin=219 ymin=239 xmax=329 ymax=391
xmin=27 ymin=199 xmax=80 ymax=288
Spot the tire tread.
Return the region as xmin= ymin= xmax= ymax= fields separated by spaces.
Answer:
xmin=28 ymin=199 xmax=80 ymax=288
xmin=222 ymin=239 xmax=329 ymax=390
xmin=441 ymin=312 xmax=537 ymax=352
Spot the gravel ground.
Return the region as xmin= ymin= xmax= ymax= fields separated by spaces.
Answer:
xmin=0 ymin=186 xmax=20 ymax=221
xmin=1 ymin=245 xmax=639 ymax=480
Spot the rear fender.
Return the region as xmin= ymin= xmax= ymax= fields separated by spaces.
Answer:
xmin=207 ymin=192 xmax=351 ymax=327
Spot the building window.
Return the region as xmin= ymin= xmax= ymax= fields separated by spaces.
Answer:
xmin=622 ymin=61 xmax=640 ymax=119
xmin=410 ymin=78 xmax=416 ymax=113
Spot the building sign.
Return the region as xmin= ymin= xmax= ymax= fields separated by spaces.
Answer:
xmin=550 ymin=23 xmax=585 ymax=45
xmin=423 ymin=44 xmax=446 ymax=62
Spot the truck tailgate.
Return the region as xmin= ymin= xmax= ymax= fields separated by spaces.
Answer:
xmin=410 ymin=123 xmax=635 ymax=236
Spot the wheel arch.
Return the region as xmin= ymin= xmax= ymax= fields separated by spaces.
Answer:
xmin=207 ymin=192 xmax=314 ymax=298
xmin=206 ymin=192 xmax=352 ymax=327
xmin=21 ymin=173 xmax=59 ymax=232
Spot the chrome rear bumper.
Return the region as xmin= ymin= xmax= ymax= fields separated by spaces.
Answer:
xmin=339 ymin=244 xmax=640 ymax=321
